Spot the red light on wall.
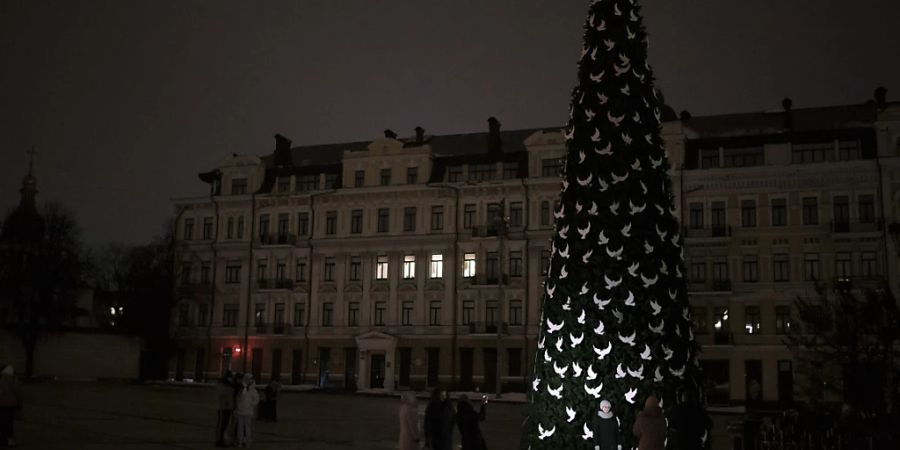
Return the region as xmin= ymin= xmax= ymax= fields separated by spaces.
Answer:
xmin=234 ymin=347 xmax=241 ymax=353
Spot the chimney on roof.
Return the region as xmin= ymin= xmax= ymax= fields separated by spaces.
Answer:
xmin=384 ymin=129 xmax=398 ymax=139
xmin=414 ymin=126 xmax=425 ymax=145
xmin=487 ymin=117 xmax=502 ymax=154
xmin=781 ymin=98 xmax=793 ymax=130
xmin=874 ymin=86 xmax=888 ymax=111
xmin=273 ymin=134 xmax=293 ymax=167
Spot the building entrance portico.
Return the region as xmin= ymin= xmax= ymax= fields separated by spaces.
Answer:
xmin=355 ymin=331 xmax=397 ymax=391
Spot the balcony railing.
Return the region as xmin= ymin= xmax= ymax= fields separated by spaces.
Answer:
xmin=467 ymin=274 xmax=509 ymax=286
xmin=471 ymin=225 xmax=504 ymax=238
xmin=257 ymin=278 xmax=294 ymax=290
xmin=258 ymin=233 xmax=298 ymax=246
xmin=830 ymin=219 xmax=883 ymax=234
xmin=465 ymin=321 xmax=509 ymax=335
xmin=683 ymin=225 xmax=732 ymax=239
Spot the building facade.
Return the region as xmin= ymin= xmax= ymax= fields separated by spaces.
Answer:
xmin=171 ymin=100 xmax=900 ymax=405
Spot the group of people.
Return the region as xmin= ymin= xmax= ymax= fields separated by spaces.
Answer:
xmin=0 ymin=365 xmax=22 ymax=448
xmin=214 ymin=371 xmax=282 ymax=448
xmin=399 ymin=388 xmax=489 ymax=450
xmin=594 ymin=391 xmax=709 ymax=450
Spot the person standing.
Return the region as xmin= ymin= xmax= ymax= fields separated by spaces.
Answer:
xmin=234 ymin=373 xmax=259 ymax=448
xmin=456 ymin=394 xmax=487 ymax=450
xmin=0 ymin=365 xmax=22 ymax=448
xmin=633 ymin=395 xmax=666 ymax=450
xmin=398 ymin=392 xmax=420 ymax=450
xmin=670 ymin=389 xmax=710 ymax=450
xmin=263 ymin=377 xmax=282 ymax=422
xmin=215 ymin=371 xmax=235 ymax=447
xmin=591 ymin=399 xmax=619 ymax=450
xmin=424 ymin=388 xmax=455 ymax=450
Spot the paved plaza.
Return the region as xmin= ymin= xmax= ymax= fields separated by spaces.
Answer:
xmin=12 ymin=382 xmax=734 ymax=449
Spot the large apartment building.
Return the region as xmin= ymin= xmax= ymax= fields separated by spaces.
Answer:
xmin=171 ymin=98 xmax=900 ymax=405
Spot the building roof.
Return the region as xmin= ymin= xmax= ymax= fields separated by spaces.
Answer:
xmin=682 ymin=103 xmax=878 ymax=139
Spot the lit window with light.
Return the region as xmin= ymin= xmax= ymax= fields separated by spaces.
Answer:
xmin=430 ymin=254 xmax=443 ymax=279
xmin=463 ymin=252 xmax=476 ymax=278
xmin=403 ymin=255 xmax=416 ymax=279
xmin=375 ymin=255 xmax=389 ymax=280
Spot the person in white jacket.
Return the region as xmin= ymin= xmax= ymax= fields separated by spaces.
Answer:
xmin=234 ymin=373 xmax=260 ymax=447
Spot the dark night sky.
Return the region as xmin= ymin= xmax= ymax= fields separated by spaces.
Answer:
xmin=2 ymin=0 xmax=898 ymax=246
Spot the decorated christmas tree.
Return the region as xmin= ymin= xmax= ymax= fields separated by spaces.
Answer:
xmin=521 ymin=1 xmax=708 ymax=449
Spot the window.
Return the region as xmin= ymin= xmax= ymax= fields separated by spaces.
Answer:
xmin=447 ymin=166 xmax=463 ymax=182
xmin=858 ymin=194 xmax=875 ymax=223
xmin=741 ymin=200 xmax=757 ymax=227
xmin=322 ymin=303 xmax=333 ymax=327
xmin=775 ymin=306 xmax=792 ymax=334
xmin=773 ymin=255 xmax=790 ymax=282
xmin=802 ymin=197 xmax=818 ymax=225
xmin=181 ymin=264 xmax=192 ymax=284
xmin=835 ymin=252 xmax=852 ymax=279
xmin=838 ymin=139 xmax=860 ymax=161
xmin=861 ymin=252 xmax=877 ymax=277
xmin=351 ymin=209 xmax=363 ymax=234
xmin=376 ymin=255 xmax=389 ymax=280
xmin=226 ymin=217 xmax=234 ymax=239
xmin=348 ymin=302 xmax=360 ymax=327
xmin=792 ymin=142 xmax=833 ymax=164
xmin=403 ymin=255 xmax=416 ymax=279
xmin=198 ymin=304 xmax=209 ymax=327
xmin=833 ymin=196 xmax=850 ymax=227
xmin=509 ymin=251 xmax=523 ymax=277
xmin=202 ymin=217 xmax=213 ymax=240
xmin=254 ymin=303 xmax=265 ymax=326
xmin=509 ymin=202 xmax=523 ymax=227
xmin=509 ymin=300 xmax=522 ymax=326
xmin=771 ymin=198 xmax=787 ymax=226
xmin=693 ymin=307 xmax=709 ymax=334
xmin=700 ymin=148 xmax=719 ymax=169
xmin=744 ymin=306 xmax=761 ymax=334
xmin=297 ymin=175 xmax=318 ymax=192
xmin=742 ymin=256 xmax=759 ymax=282
xmin=431 ymin=206 xmax=444 ymax=231
xmin=402 ymin=302 xmax=413 ymax=326
xmin=463 ymin=253 xmax=476 ymax=278
xmin=541 ymin=158 xmax=563 ymax=177
xmin=540 ymin=201 xmax=550 ymax=227
xmin=507 ymin=348 xmax=522 ymax=377
xmin=324 ymin=173 xmax=337 ymax=189
xmin=354 ymin=170 xmax=365 ymax=187
xmin=429 ymin=301 xmax=441 ymax=325
xmin=277 ymin=213 xmax=289 ymax=237
xmin=377 ymin=208 xmax=390 ymax=233
xmin=256 ymin=260 xmax=268 ymax=282
xmin=468 ymin=163 xmax=495 ymax=182
xmin=486 ymin=252 xmax=499 ymax=282
xmin=430 ymin=254 xmax=443 ymax=279
xmin=293 ymin=302 xmax=305 ymax=326
xmin=295 ymin=258 xmax=307 ymax=282
xmin=713 ymin=261 xmax=728 ymax=282
xmin=804 ymin=254 xmax=820 ymax=281
xmin=200 ymin=262 xmax=211 ymax=284
xmin=463 ymin=204 xmax=476 ymax=229
xmin=325 ymin=211 xmax=337 ymax=235
xmin=323 ymin=257 xmax=336 ymax=282
xmin=690 ymin=262 xmax=706 ymax=283
xmin=713 ymin=307 xmax=729 ymax=333
xmin=710 ymin=201 xmax=726 ymax=229
xmin=298 ymin=212 xmax=309 ymax=236
xmin=374 ymin=302 xmax=386 ymax=326
xmin=503 ymin=162 xmax=519 ymax=179
xmin=178 ymin=304 xmax=191 ymax=326
xmin=277 ymin=176 xmax=291 ymax=193
xmin=486 ymin=301 xmax=498 ymax=325
xmin=462 ymin=301 xmax=474 ymax=325
xmin=274 ymin=303 xmax=285 ymax=327
xmin=487 ymin=202 xmax=502 ymax=226
xmin=689 ymin=202 xmax=704 ymax=229
xmin=223 ymin=304 xmax=239 ymax=327
xmin=237 ymin=216 xmax=245 ymax=239
xmin=231 ymin=178 xmax=248 ymax=195
xmin=183 ymin=218 xmax=194 ymax=240
xmin=380 ymin=168 xmax=391 ymax=186
xmin=258 ymin=214 xmax=270 ymax=238
xmin=403 ymin=207 xmax=417 ymax=232
xmin=406 ymin=167 xmax=418 ymax=184
xmin=540 ymin=250 xmax=550 ymax=275
xmin=225 ymin=264 xmax=241 ymax=284
xmin=723 ymin=146 xmax=764 ymax=167
xmin=349 ymin=256 xmax=362 ymax=281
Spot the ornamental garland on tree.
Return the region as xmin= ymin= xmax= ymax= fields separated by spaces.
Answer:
xmin=521 ymin=0 xmax=709 ymax=449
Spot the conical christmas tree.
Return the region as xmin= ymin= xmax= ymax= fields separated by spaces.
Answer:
xmin=521 ymin=1 xmax=708 ymax=449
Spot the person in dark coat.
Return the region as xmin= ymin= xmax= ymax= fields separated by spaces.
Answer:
xmin=424 ymin=388 xmax=455 ymax=450
xmin=670 ymin=389 xmax=711 ymax=450
xmin=456 ymin=394 xmax=487 ymax=450
xmin=215 ymin=371 xmax=235 ymax=447
xmin=591 ymin=399 xmax=619 ymax=450
xmin=0 ymin=365 xmax=23 ymax=448
xmin=632 ymin=395 xmax=666 ymax=450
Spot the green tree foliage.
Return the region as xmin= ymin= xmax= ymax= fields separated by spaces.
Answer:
xmin=521 ymin=1 xmax=708 ymax=448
